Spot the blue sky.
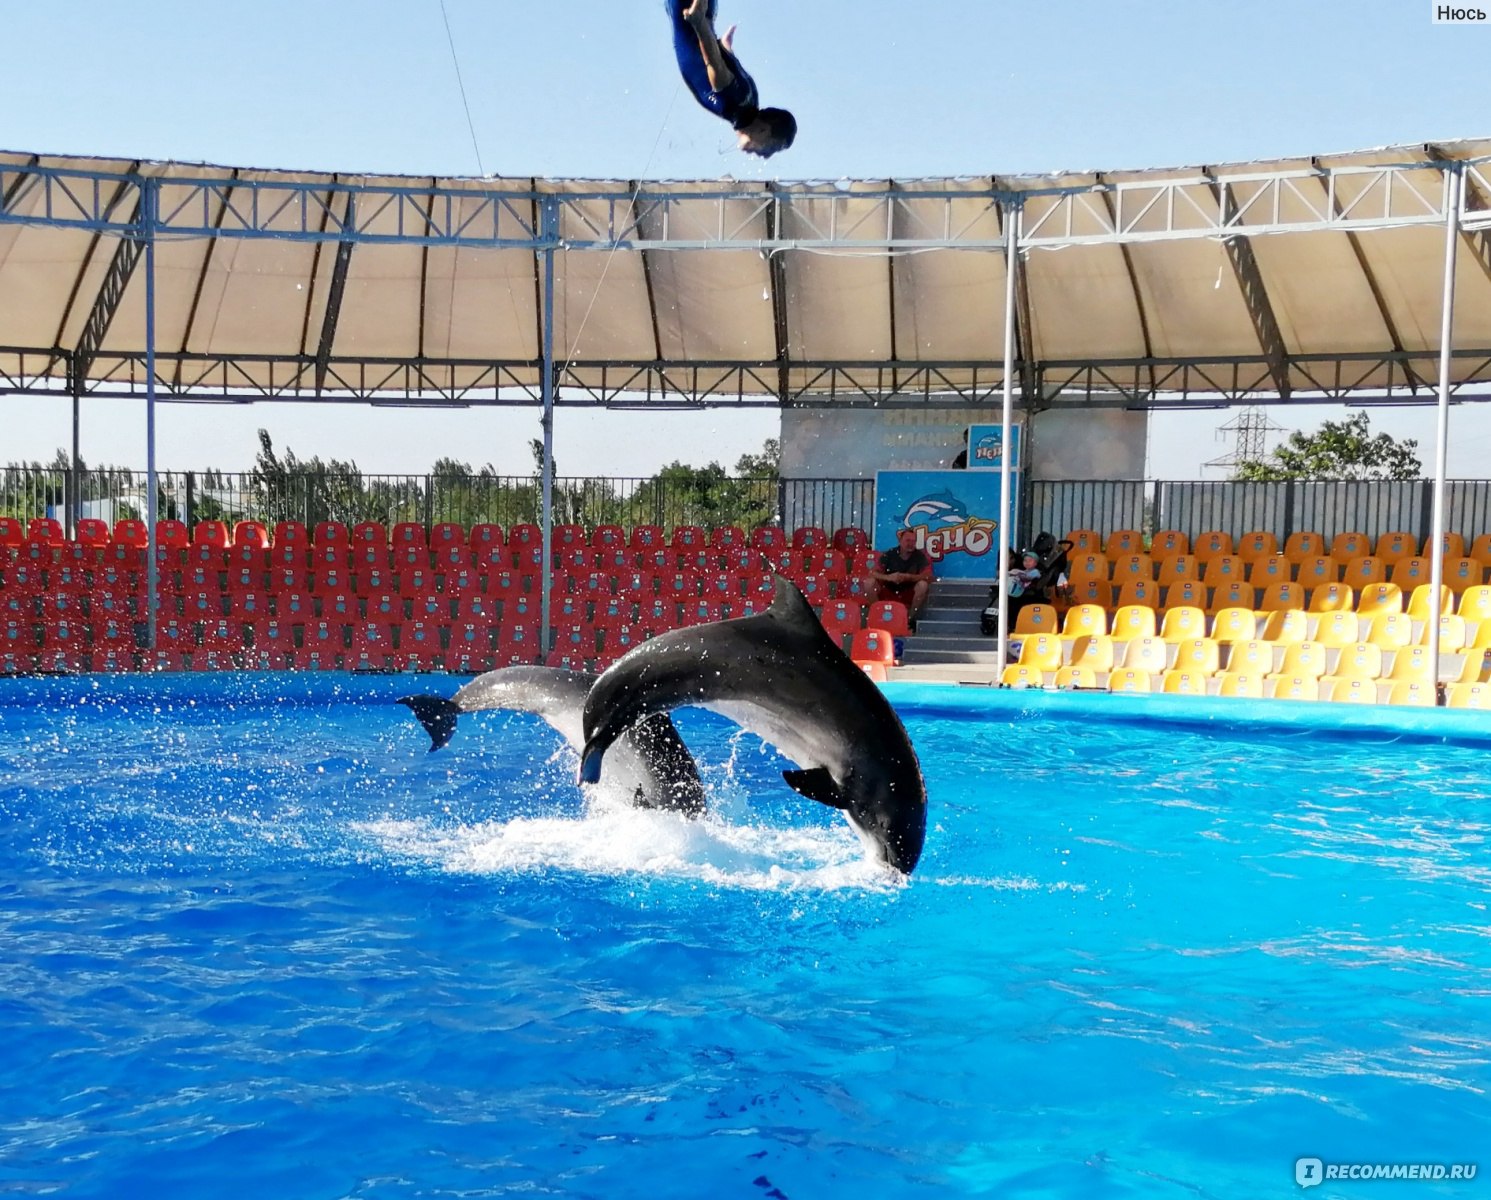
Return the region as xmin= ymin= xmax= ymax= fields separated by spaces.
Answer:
xmin=4 ymin=0 xmax=1488 ymax=476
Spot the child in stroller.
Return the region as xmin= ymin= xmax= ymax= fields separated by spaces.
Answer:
xmin=981 ymin=532 xmax=1073 ymax=636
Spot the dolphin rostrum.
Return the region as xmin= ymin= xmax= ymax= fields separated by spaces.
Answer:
xmin=579 ymin=576 xmax=927 ymax=874
xmin=399 ymin=666 xmax=706 ymax=816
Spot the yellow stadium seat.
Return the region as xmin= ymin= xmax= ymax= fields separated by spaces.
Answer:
xmin=1001 ymin=664 xmax=1046 ymax=688
xmin=1308 ymin=582 xmax=1354 ymax=614
xmin=1114 ymin=579 xmax=1161 ymax=610
xmin=1331 ymin=642 xmax=1385 ymax=681
xmin=1429 ymin=613 xmax=1469 ymax=652
xmin=1216 ymin=671 xmax=1265 ymax=698
xmin=1017 ymin=634 xmax=1065 ymax=672
xmin=1471 ymin=621 xmax=1491 ymax=651
xmin=1211 ymin=606 xmax=1259 ymax=644
xmin=1111 ymin=553 xmax=1156 ymax=583
xmin=1268 ymin=675 xmax=1321 ymax=701
xmin=1065 ymin=529 xmax=1102 ymax=555
xmin=1390 ymin=557 xmax=1431 ymax=588
xmin=1155 ymin=554 xmax=1198 ymax=586
xmin=1201 ymin=554 xmax=1244 ymax=583
xmin=1070 ymin=577 xmax=1114 ymax=609
xmin=1341 ymin=556 xmax=1387 ymax=588
xmin=1069 ymin=553 xmax=1110 ymax=584
xmin=1069 ymin=635 xmax=1116 ymax=673
xmin=1445 ymin=558 xmax=1484 ymax=594
xmin=1246 ymin=554 xmax=1291 ymax=584
xmin=1454 ymin=648 xmax=1490 ymax=683
xmin=1447 ymin=680 xmax=1491 ymax=709
xmin=1295 ymin=556 xmax=1341 ymax=588
xmin=1386 ymin=680 xmax=1436 ymax=707
xmin=1385 ymin=645 xmax=1434 ymax=683
xmin=1161 ymin=670 xmax=1208 ymax=695
xmin=1150 ymin=530 xmax=1189 ymax=557
xmin=1122 ymin=637 xmax=1171 ymax=672
xmin=1171 ymin=637 xmax=1221 ymax=675
xmin=1356 ymin=582 xmax=1403 ymax=618
xmin=1458 ymin=585 xmax=1491 ymax=625
xmin=1053 ymin=665 xmax=1099 ymax=689
xmin=1111 ymin=605 xmax=1158 ymax=641
xmin=1259 ymin=608 xmax=1309 ymax=645
xmin=1405 ymin=584 xmax=1452 ymax=622
xmin=1060 ymin=603 xmax=1108 ymax=640
xmin=1374 ymin=531 xmax=1416 ymax=564
xmin=1237 ymin=530 xmax=1280 ymax=562
xmin=1257 ymin=582 xmax=1305 ymax=614
xmin=1193 ymin=531 xmax=1234 ymax=561
xmin=1312 ymin=610 xmax=1363 ymax=648
xmin=1207 ymin=580 xmax=1255 ymax=615
xmin=1159 ymin=605 xmax=1207 ymax=642
xmin=1104 ymin=529 xmax=1144 ymax=558
xmin=1367 ymin=613 xmax=1412 ymax=649
xmin=1470 ymin=534 xmax=1491 ymax=569
xmin=1283 ymin=531 xmax=1326 ymax=563
xmin=1330 ymin=531 xmax=1371 ymax=564
xmin=1107 ymin=668 xmax=1154 ymax=694
xmin=1325 ymin=677 xmax=1378 ymax=705
xmin=1277 ymin=640 xmax=1330 ymax=679
xmin=1428 ymin=531 xmax=1466 ymax=560
xmin=1163 ymin=579 xmax=1207 ymax=611
xmin=1226 ymin=639 xmax=1276 ymax=675
xmin=1013 ymin=603 xmax=1060 ymax=635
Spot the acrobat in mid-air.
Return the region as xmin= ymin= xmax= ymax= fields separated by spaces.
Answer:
xmin=670 ymin=0 xmax=796 ymax=158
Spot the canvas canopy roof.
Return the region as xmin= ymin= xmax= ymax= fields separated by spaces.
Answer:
xmin=1 ymin=138 xmax=1490 ymax=408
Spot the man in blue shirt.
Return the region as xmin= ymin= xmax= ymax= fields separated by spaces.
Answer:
xmin=670 ymin=0 xmax=796 ymax=158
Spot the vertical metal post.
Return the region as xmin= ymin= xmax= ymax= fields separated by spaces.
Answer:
xmin=539 ymin=197 xmax=559 ymax=659
xmin=996 ymin=203 xmax=1021 ymax=673
xmin=143 ymin=180 xmax=160 ymax=653
xmin=69 ymin=369 xmax=82 ymax=540
xmin=1428 ymin=164 xmax=1462 ymax=695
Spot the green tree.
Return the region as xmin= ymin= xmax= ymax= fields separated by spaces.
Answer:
xmin=1233 ymin=413 xmax=1422 ymax=481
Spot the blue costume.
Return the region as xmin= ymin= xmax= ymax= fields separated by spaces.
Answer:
xmin=669 ymin=0 xmax=760 ymax=130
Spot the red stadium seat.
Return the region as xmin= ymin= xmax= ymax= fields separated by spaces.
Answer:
xmin=427 ymin=522 xmax=464 ymax=549
xmin=0 ymin=517 xmax=23 ymax=549
xmin=141 ymin=648 xmax=188 ymax=673
xmin=508 ymin=523 xmax=542 ymax=548
xmin=590 ymin=524 xmax=625 ymax=548
xmin=74 ymin=518 xmax=111 ymax=550
xmin=551 ymin=524 xmax=585 ymax=548
xmin=91 ymin=647 xmax=134 ymax=673
xmin=156 ymin=520 xmax=190 ymax=552
xmin=351 ymin=521 xmax=387 ymax=547
xmin=313 ymin=521 xmax=350 ymax=548
xmin=26 ymin=518 xmax=65 ymax=547
xmin=365 ymin=591 xmax=403 ymax=622
xmin=391 ymin=522 xmax=427 ymax=550
xmin=198 ymin=618 xmax=244 ymax=654
xmin=112 ymin=519 xmax=149 ymax=549
xmin=250 ymin=620 xmax=299 ymax=656
xmin=434 ymin=544 xmax=471 ymax=570
xmin=710 ymin=525 xmax=747 ymax=548
xmin=750 ymin=525 xmax=787 ymax=553
xmin=468 ymin=523 xmax=504 ymax=552
xmin=232 ymin=520 xmax=270 ymax=549
xmin=792 ymin=526 xmax=829 ymax=550
xmin=354 ymin=544 xmax=392 ymax=573
xmin=192 ymin=520 xmax=229 ymax=549
xmin=391 ymin=545 xmax=429 ymax=573
xmin=848 ymin=627 xmax=896 ymax=667
xmin=495 ymin=622 xmax=542 ymax=666
xmin=831 ymin=527 xmax=870 ymax=552
xmin=272 ymin=520 xmax=310 ymax=548
xmin=866 ymin=601 xmax=910 ymax=636
xmin=670 ymin=525 xmax=707 ymax=549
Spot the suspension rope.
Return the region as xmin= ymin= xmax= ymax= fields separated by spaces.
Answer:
xmin=439 ymin=0 xmax=487 ymax=178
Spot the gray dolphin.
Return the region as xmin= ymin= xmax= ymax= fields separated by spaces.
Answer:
xmin=398 ymin=666 xmax=706 ymax=816
xmin=579 ymin=576 xmax=927 ymax=874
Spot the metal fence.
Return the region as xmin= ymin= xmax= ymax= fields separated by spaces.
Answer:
xmin=1026 ymin=479 xmax=1491 ymax=545
xmin=0 ymin=467 xmax=875 ymax=538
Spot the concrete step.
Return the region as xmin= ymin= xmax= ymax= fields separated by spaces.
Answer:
xmin=891 ymin=663 xmax=1006 ymax=685
xmin=903 ymin=634 xmax=1001 ymax=655
xmin=900 ymin=646 xmax=1008 ymax=665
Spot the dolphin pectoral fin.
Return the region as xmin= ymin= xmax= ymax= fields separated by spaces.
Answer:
xmin=783 ymin=767 xmax=850 ymax=810
xmin=398 ymin=695 xmax=462 ymax=752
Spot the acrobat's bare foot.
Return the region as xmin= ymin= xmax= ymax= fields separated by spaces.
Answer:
xmin=721 ymin=23 xmax=736 ymax=50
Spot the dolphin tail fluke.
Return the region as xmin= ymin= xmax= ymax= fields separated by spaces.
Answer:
xmin=398 ymin=695 xmax=462 ymax=751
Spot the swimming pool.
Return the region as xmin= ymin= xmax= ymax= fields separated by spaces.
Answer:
xmin=1 ymin=675 xmax=1487 ymax=1198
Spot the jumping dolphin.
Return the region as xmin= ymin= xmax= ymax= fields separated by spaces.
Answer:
xmin=398 ymin=666 xmax=706 ymax=816
xmin=579 ymin=576 xmax=927 ymax=874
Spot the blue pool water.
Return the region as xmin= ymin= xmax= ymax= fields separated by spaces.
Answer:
xmin=1 ymin=675 xmax=1488 ymax=1199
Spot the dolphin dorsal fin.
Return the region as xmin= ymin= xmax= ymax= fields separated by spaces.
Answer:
xmin=783 ymin=767 xmax=850 ymax=810
xmin=767 ymin=574 xmax=828 ymax=635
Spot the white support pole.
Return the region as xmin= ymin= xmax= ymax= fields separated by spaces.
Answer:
xmin=1428 ymin=165 xmax=1462 ymax=698
xmin=995 ymin=203 xmax=1021 ymax=674
xmin=143 ymin=181 xmax=159 ymax=654
xmin=539 ymin=197 xmax=558 ymax=660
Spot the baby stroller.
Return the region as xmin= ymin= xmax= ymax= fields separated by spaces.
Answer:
xmin=980 ymin=531 xmax=1074 ymax=636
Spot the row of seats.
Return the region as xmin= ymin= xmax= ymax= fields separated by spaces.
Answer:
xmin=1 ymin=516 xmax=870 ymax=555
xmin=1068 ymin=551 xmax=1491 ymax=593
xmin=1068 ymin=527 xmax=1491 ymax=564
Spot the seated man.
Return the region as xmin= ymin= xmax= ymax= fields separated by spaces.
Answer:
xmin=870 ymin=528 xmax=933 ymax=629
xmin=670 ymin=0 xmax=797 ymax=158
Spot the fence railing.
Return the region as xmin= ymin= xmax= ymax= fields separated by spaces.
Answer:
xmin=9 ymin=466 xmax=1491 ymax=546
xmin=0 ymin=467 xmax=874 ymax=539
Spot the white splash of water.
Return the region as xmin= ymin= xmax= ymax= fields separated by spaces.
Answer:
xmin=358 ymin=795 xmax=900 ymax=893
